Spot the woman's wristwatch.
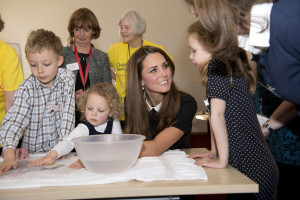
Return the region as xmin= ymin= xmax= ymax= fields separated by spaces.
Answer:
xmin=263 ymin=120 xmax=275 ymax=132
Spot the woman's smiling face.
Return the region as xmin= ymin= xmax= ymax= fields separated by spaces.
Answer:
xmin=119 ymin=18 xmax=136 ymax=43
xmin=141 ymin=52 xmax=172 ymax=102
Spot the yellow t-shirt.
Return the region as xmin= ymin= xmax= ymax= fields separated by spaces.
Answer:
xmin=0 ymin=41 xmax=24 ymax=123
xmin=107 ymin=41 xmax=170 ymax=120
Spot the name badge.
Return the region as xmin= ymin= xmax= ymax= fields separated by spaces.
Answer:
xmin=47 ymin=103 xmax=62 ymax=113
xmin=66 ymin=62 xmax=79 ymax=71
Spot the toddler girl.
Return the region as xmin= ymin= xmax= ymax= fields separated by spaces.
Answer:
xmin=30 ymin=82 xmax=123 ymax=167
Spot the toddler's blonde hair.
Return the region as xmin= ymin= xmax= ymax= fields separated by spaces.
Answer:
xmin=78 ymin=83 xmax=123 ymax=121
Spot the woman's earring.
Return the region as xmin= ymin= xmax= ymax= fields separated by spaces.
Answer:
xmin=142 ymin=86 xmax=145 ymax=91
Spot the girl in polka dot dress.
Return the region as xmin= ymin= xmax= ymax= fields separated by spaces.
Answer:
xmin=187 ymin=20 xmax=279 ymax=200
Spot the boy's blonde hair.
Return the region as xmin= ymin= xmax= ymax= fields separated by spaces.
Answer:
xmin=25 ymin=29 xmax=63 ymax=59
xmin=78 ymin=83 xmax=123 ymax=121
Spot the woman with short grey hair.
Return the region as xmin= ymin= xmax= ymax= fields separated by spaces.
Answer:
xmin=107 ymin=9 xmax=170 ymax=126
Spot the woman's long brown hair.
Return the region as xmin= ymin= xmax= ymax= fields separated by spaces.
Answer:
xmin=124 ymin=46 xmax=180 ymax=139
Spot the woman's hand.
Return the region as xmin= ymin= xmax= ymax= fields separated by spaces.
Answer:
xmin=139 ymin=127 xmax=184 ymax=157
xmin=68 ymin=159 xmax=85 ymax=169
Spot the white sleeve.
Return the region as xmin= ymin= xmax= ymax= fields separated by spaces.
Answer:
xmin=111 ymin=119 xmax=122 ymax=134
xmin=51 ymin=124 xmax=89 ymax=158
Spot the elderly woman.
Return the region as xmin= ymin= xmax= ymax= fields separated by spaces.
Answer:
xmin=124 ymin=46 xmax=197 ymax=157
xmin=63 ymin=8 xmax=111 ymax=125
xmin=107 ymin=10 xmax=170 ymax=123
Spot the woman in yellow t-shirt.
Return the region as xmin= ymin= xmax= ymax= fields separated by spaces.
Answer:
xmin=0 ymin=15 xmax=24 ymax=154
xmin=107 ymin=10 xmax=171 ymax=125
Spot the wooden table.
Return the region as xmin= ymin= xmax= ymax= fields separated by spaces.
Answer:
xmin=0 ymin=148 xmax=258 ymax=200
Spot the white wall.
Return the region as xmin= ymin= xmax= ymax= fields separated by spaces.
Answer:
xmin=0 ymin=0 xmax=208 ymax=132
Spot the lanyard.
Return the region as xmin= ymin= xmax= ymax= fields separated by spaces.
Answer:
xmin=127 ymin=39 xmax=143 ymax=59
xmin=74 ymin=45 xmax=92 ymax=90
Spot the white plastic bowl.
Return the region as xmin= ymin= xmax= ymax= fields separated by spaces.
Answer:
xmin=72 ymin=134 xmax=145 ymax=174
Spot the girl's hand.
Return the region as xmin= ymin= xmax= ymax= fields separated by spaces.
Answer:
xmin=194 ymin=157 xmax=228 ymax=169
xmin=188 ymin=150 xmax=217 ymax=160
xmin=30 ymin=151 xmax=57 ymax=167
xmin=68 ymin=159 xmax=85 ymax=169
xmin=188 ymin=150 xmax=227 ymax=168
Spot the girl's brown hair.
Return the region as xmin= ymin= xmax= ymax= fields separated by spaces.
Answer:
xmin=189 ymin=0 xmax=280 ymax=94
xmin=188 ymin=20 xmax=256 ymax=95
xmin=124 ymin=46 xmax=180 ymax=139
xmin=78 ymin=82 xmax=123 ymax=121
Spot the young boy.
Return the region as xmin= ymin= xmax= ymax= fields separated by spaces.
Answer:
xmin=0 ymin=29 xmax=75 ymax=175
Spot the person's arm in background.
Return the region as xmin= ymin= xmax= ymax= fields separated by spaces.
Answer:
xmin=106 ymin=45 xmax=116 ymax=82
xmin=2 ymin=43 xmax=24 ymax=113
xmin=4 ymin=91 xmax=14 ymax=113
xmin=101 ymin=53 xmax=112 ymax=83
xmin=251 ymin=57 xmax=299 ymax=137
xmin=262 ymin=100 xmax=298 ymax=137
xmin=1 ymin=43 xmax=25 ymax=159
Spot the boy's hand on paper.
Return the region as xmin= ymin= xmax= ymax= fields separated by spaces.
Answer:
xmin=0 ymin=159 xmax=17 ymax=175
xmin=0 ymin=148 xmax=17 ymax=175
xmin=15 ymin=148 xmax=29 ymax=160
